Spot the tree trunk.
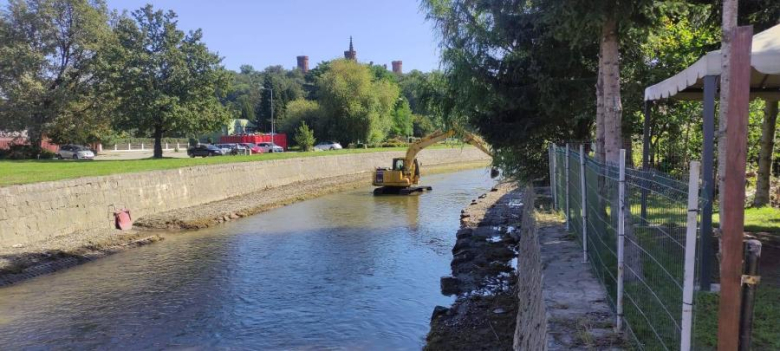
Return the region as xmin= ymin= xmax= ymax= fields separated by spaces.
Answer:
xmin=601 ymin=18 xmax=622 ymax=165
xmin=754 ymin=100 xmax=778 ymax=207
xmin=27 ymin=117 xmax=45 ymax=157
xmin=596 ymin=45 xmax=605 ymax=163
xmin=718 ymin=0 xmax=737 ymax=215
xmin=153 ymin=126 xmax=164 ymax=159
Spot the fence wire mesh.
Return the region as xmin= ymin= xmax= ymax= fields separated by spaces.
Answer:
xmin=551 ymin=144 xmax=705 ymax=351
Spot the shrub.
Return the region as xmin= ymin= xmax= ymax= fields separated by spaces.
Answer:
xmin=0 ymin=145 xmax=56 ymax=160
xmin=294 ymin=122 xmax=316 ymax=151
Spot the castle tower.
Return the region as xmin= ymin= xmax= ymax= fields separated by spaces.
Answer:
xmin=296 ymin=55 xmax=309 ymax=73
xmin=391 ymin=61 xmax=403 ymax=75
xmin=344 ymin=36 xmax=357 ymax=60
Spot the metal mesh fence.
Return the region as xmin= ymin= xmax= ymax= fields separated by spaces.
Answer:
xmin=551 ymin=144 xmax=705 ymax=351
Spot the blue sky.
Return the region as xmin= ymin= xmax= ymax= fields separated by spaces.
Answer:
xmin=108 ymin=0 xmax=442 ymax=73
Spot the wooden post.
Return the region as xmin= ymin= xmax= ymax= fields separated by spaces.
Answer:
xmin=717 ymin=26 xmax=753 ymax=351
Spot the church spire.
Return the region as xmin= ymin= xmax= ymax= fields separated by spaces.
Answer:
xmin=344 ymin=36 xmax=357 ymax=60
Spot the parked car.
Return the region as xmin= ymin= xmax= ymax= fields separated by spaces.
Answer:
xmin=57 ymin=145 xmax=95 ymax=160
xmin=257 ymin=142 xmax=284 ymax=153
xmin=239 ymin=143 xmax=264 ymax=154
xmin=314 ymin=141 xmax=343 ymax=151
xmin=216 ymin=143 xmax=251 ymax=155
xmin=187 ymin=144 xmax=224 ymax=157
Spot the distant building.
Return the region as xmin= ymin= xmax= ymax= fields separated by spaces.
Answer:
xmin=296 ymin=55 xmax=309 ymax=73
xmin=344 ymin=36 xmax=357 ymax=60
xmin=392 ymin=60 xmax=403 ymax=75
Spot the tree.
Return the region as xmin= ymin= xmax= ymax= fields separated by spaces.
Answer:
xmin=109 ymin=5 xmax=230 ymax=158
xmin=280 ymin=99 xmax=321 ymax=136
xmin=390 ymin=98 xmax=413 ymax=138
xmin=316 ymin=59 xmax=399 ymax=144
xmin=0 ymin=0 xmax=114 ymax=154
xmin=754 ymin=100 xmax=778 ymax=206
xmin=294 ymin=122 xmax=315 ymax=151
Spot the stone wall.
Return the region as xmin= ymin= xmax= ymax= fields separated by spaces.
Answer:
xmin=513 ymin=186 xmax=548 ymax=350
xmin=0 ymin=148 xmax=489 ymax=247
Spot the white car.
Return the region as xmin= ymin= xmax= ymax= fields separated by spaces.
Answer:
xmin=57 ymin=145 xmax=95 ymax=160
xmin=257 ymin=142 xmax=284 ymax=153
xmin=314 ymin=141 xmax=343 ymax=151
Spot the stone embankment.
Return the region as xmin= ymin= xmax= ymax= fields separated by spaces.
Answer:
xmin=426 ymin=186 xmax=623 ymax=350
xmin=0 ymin=148 xmax=490 ymax=286
xmin=426 ymin=183 xmax=523 ymax=350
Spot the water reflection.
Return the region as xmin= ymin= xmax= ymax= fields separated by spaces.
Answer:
xmin=0 ymin=168 xmax=494 ymax=350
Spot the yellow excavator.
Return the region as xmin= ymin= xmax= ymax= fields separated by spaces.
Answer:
xmin=372 ymin=129 xmax=497 ymax=195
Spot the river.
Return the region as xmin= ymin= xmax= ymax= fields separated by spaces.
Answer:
xmin=0 ymin=168 xmax=496 ymax=350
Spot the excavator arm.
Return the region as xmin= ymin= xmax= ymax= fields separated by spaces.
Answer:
xmin=403 ymin=129 xmax=493 ymax=174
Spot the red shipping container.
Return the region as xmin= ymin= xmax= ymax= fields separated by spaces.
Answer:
xmin=219 ymin=134 xmax=287 ymax=150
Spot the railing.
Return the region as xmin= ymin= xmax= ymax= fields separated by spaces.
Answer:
xmin=550 ymin=143 xmax=706 ymax=351
xmin=103 ymin=142 xmax=186 ymax=152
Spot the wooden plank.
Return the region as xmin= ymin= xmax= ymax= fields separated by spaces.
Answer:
xmin=717 ymin=25 xmax=753 ymax=351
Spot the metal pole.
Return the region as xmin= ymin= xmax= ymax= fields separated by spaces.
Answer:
xmin=565 ymin=144 xmax=570 ymax=230
xmin=739 ymin=239 xmax=762 ymax=351
xmin=641 ymin=101 xmax=651 ymax=221
xmin=270 ymin=87 xmax=275 ymax=146
xmin=680 ymin=160 xmax=701 ymax=351
xmin=548 ymin=143 xmax=557 ymax=208
xmin=552 ymin=144 xmax=558 ymax=210
xmin=700 ymin=75 xmax=717 ymax=291
xmin=616 ymin=148 xmax=626 ymax=332
xmin=580 ymin=144 xmax=588 ymax=263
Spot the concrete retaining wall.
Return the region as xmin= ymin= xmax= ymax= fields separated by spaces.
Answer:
xmin=0 ymin=148 xmax=489 ymax=247
xmin=513 ymin=186 xmax=548 ymax=350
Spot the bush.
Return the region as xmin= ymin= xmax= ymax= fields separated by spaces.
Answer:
xmin=294 ymin=122 xmax=316 ymax=151
xmin=0 ymin=145 xmax=57 ymax=160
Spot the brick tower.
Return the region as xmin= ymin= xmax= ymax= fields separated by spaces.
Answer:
xmin=391 ymin=61 xmax=403 ymax=75
xmin=344 ymin=36 xmax=357 ymax=60
xmin=296 ymin=55 xmax=309 ymax=73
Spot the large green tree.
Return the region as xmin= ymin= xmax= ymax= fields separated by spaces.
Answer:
xmin=0 ymin=0 xmax=114 ymax=153
xmin=316 ymin=59 xmax=399 ymax=144
xmin=109 ymin=5 xmax=230 ymax=158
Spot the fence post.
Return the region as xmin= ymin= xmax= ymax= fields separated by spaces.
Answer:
xmin=680 ymin=160 xmax=701 ymax=351
xmin=166 ymin=142 xmax=169 ymax=150
xmin=176 ymin=142 xmax=180 ymax=150
xmin=549 ymin=144 xmax=557 ymax=210
xmin=739 ymin=239 xmax=762 ymax=351
xmin=141 ymin=143 xmax=144 ymax=151
xmin=552 ymin=144 xmax=558 ymax=210
xmin=565 ymin=144 xmax=570 ymax=230
xmin=128 ymin=143 xmax=131 ymax=151
xmin=114 ymin=144 xmax=118 ymax=151
xmin=580 ymin=145 xmax=588 ymax=263
xmin=616 ymin=148 xmax=626 ymax=332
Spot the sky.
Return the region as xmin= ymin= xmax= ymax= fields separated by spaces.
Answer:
xmin=108 ymin=0 xmax=442 ymax=73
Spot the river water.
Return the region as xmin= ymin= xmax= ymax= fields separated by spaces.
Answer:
xmin=0 ymin=168 xmax=495 ymax=350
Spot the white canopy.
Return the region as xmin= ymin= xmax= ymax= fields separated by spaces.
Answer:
xmin=644 ymin=24 xmax=780 ymax=101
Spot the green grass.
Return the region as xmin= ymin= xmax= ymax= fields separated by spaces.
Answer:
xmin=693 ymin=286 xmax=780 ymax=350
xmin=0 ymin=145 xmax=463 ymax=187
xmin=713 ymin=206 xmax=780 ymax=236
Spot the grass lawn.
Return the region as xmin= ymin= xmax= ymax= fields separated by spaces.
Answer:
xmin=713 ymin=206 xmax=780 ymax=236
xmin=0 ymin=145 xmax=465 ymax=187
xmin=694 ymin=286 xmax=780 ymax=350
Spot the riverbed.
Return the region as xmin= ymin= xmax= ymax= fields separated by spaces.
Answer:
xmin=0 ymin=168 xmax=496 ymax=350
